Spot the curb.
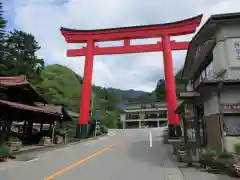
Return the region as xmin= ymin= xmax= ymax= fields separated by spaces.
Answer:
xmin=12 ymin=134 xmax=107 ymax=155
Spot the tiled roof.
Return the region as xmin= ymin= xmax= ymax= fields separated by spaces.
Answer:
xmin=0 ymin=99 xmax=61 ymax=116
xmin=0 ymin=75 xmax=47 ymax=103
xmin=0 ymin=75 xmax=28 ymax=86
xmin=34 ymin=103 xmax=62 ymax=114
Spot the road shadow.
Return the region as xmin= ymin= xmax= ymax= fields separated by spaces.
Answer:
xmin=127 ymin=137 xmax=175 ymax=168
xmin=128 ymin=138 xmax=238 ymax=180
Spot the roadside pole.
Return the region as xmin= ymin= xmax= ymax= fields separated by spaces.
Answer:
xmin=91 ymin=91 xmax=96 ymax=116
xmin=149 ymin=132 xmax=153 ymax=147
xmin=95 ymin=109 xmax=100 ymax=136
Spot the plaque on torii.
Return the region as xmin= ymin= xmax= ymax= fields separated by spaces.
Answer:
xmin=60 ymin=14 xmax=202 ymax=137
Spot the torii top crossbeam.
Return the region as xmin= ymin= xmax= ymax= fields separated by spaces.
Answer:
xmin=61 ymin=14 xmax=202 ymax=43
xmin=61 ymin=15 xmax=202 ymax=57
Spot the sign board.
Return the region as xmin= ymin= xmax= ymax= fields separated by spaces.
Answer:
xmin=95 ymin=109 xmax=99 ymax=121
xmin=222 ymin=103 xmax=240 ymax=113
xmin=234 ymin=40 xmax=240 ymax=59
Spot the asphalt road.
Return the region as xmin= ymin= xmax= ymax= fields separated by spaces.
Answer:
xmin=0 ymin=127 xmax=184 ymax=180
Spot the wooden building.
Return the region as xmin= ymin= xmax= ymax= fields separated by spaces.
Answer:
xmin=0 ymin=76 xmax=66 ymax=146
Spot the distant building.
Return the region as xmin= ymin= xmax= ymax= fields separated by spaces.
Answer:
xmin=120 ymin=101 xmax=168 ymax=129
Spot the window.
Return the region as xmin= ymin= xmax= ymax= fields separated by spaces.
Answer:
xmin=206 ymin=61 xmax=215 ymax=80
xmin=151 ymin=104 xmax=156 ymax=108
xmin=145 ymin=112 xmax=157 ymax=119
xmin=144 ymin=111 xmax=167 ymax=119
xmin=193 ymin=60 xmax=216 ymax=88
xmin=159 ymin=110 xmax=167 ymax=118
xmin=187 ymin=81 xmax=194 ymax=91
xmin=223 ymin=117 xmax=240 ymax=136
xmin=126 ymin=113 xmax=140 ymax=120
xmin=187 ymin=120 xmax=196 ymax=142
xmin=200 ymin=69 xmax=206 ymax=81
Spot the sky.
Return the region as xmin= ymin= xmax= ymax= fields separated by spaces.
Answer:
xmin=2 ymin=0 xmax=240 ymax=92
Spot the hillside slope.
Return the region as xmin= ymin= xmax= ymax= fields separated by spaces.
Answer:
xmin=35 ymin=64 xmax=82 ymax=112
xmin=107 ymin=88 xmax=147 ymax=100
xmin=35 ymin=64 xmax=122 ymax=128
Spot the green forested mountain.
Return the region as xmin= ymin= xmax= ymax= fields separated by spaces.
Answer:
xmin=107 ymin=88 xmax=147 ymax=101
xmin=35 ymin=64 xmax=121 ymax=128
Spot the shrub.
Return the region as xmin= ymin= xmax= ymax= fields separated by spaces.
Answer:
xmin=96 ymin=132 xmax=101 ymax=136
xmin=199 ymin=149 xmax=217 ymax=168
xmin=218 ymin=152 xmax=234 ymax=159
xmin=201 ymin=149 xmax=217 ymax=158
xmin=100 ymin=125 xmax=108 ymax=134
xmin=234 ymin=143 xmax=240 ymax=155
xmin=0 ymin=143 xmax=12 ymax=157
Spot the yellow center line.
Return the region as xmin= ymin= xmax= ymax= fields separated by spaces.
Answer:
xmin=44 ymin=145 xmax=114 ymax=180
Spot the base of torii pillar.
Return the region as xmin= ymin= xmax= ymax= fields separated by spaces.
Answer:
xmin=75 ymin=124 xmax=89 ymax=138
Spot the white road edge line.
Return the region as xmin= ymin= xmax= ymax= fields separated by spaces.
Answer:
xmin=149 ymin=132 xmax=152 ymax=147
xmin=26 ymin=157 xmax=40 ymax=163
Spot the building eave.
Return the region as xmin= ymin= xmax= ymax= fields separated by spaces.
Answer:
xmin=182 ymin=12 xmax=240 ymax=80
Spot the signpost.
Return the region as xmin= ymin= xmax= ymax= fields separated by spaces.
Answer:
xmin=95 ymin=109 xmax=100 ymax=136
xmin=95 ymin=109 xmax=99 ymax=121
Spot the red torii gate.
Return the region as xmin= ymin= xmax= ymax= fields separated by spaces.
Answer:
xmin=60 ymin=14 xmax=202 ymax=137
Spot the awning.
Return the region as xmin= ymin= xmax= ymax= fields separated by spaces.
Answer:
xmin=196 ymin=79 xmax=240 ymax=97
xmin=179 ymin=91 xmax=200 ymax=100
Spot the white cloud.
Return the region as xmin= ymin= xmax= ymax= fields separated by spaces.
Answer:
xmin=4 ymin=0 xmax=240 ymax=92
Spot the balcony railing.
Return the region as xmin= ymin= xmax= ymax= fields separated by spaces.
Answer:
xmin=125 ymin=115 xmax=140 ymax=120
xmin=125 ymin=117 xmax=168 ymax=121
xmin=144 ymin=114 xmax=167 ymax=119
xmin=124 ymin=107 xmax=167 ymax=112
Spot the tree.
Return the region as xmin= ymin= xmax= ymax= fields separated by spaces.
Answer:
xmin=174 ymin=69 xmax=185 ymax=93
xmin=104 ymin=89 xmax=119 ymax=111
xmin=73 ymin=72 xmax=83 ymax=84
xmin=0 ymin=2 xmax=8 ymax=74
xmin=0 ymin=2 xmax=6 ymax=52
xmin=4 ymin=30 xmax=44 ymax=82
xmin=155 ymin=79 xmax=166 ymax=101
xmin=155 ymin=68 xmax=185 ymax=101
